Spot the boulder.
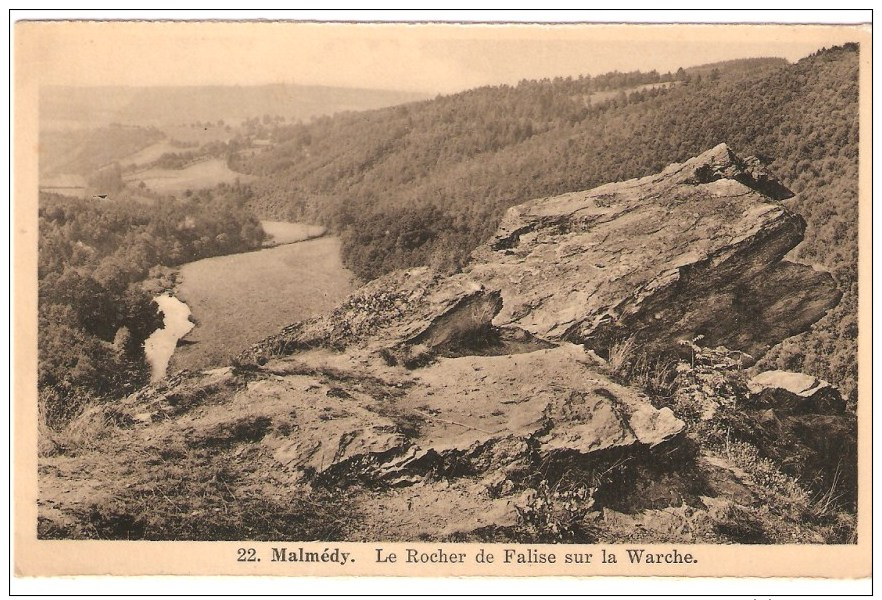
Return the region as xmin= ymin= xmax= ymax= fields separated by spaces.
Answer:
xmin=747 ymin=370 xmax=846 ymax=414
xmin=396 ymin=343 xmax=687 ymax=472
xmin=467 ymin=143 xmax=840 ymax=359
xmin=671 ymin=345 xmax=855 ymax=508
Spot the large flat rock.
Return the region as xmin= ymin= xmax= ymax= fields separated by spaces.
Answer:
xmin=467 ymin=143 xmax=840 ymax=358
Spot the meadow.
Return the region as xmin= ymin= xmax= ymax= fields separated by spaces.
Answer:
xmin=125 ymin=158 xmax=255 ymax=196
xmin=119 ymin=140 xmax=180 ymax=168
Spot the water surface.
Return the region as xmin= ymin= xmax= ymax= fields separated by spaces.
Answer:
xmin=144 ymin=294 xmax=195 ymax=381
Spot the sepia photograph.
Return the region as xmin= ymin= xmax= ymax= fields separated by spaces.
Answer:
xmin=13 ymin=13 xmax=871 ymax=581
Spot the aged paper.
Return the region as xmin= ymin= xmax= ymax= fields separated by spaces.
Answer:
xmin=13 ymin=17 xmax=872 ymax=584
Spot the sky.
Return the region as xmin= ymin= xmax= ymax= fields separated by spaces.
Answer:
xmin=16 ymin=19 xmax=868 ymax=95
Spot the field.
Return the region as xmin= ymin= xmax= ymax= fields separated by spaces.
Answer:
xmin=170 ymin=236 xmax=355 ymax=371
xmin=119 ymin=140 xmax=180 ymax=168
xmin=125 ymin=158 xmax=255 ymax=195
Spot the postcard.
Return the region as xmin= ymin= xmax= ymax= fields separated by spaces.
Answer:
xmin=13 ymin=16 xmax=872 ymax=583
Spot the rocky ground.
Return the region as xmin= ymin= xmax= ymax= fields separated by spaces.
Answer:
xmin=38 ymin=145 xmax=857 ymax=543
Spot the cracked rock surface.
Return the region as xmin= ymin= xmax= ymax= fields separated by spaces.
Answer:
xmin=468 ymin=143 xmax=840 ymax=358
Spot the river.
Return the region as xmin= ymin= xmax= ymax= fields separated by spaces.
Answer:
xmin=143 ymin=295 xmax=195 ymax=382
xmin=143 ymin=221 xmax=354 ymax=380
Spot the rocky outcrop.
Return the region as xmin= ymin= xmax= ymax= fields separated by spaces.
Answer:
xmin=747 ymin=370 xmax=846 ymax=414
xmin=158 ymin=344 xmax=687 ymax=487
xmin=225 ymin=144 xmax=850 ymax=520
xmin=40 ymin=341 xmax=694 ymax=540
xmin=242 ymin=269 xmax=507 ymax=363
xmin=468 ymin=143 xmax=840 ymax=359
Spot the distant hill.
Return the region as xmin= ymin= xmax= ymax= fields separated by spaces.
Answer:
xmin=39 ymin=124 xmax=164 ymax=180
xmin=39 ymin=84 xmax=429 ymax=130
xmin=238 ymin=46 xmax=860 ymax=398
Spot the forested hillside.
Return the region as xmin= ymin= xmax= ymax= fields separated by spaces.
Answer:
xmin=38 ymin=185 xmax=264 ymax=426
xmin=238 ymin=46 xmax=860 ymax=399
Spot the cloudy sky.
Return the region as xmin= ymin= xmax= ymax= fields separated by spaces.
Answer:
xmin=17 ymin=18 xmax=868 ymax=94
